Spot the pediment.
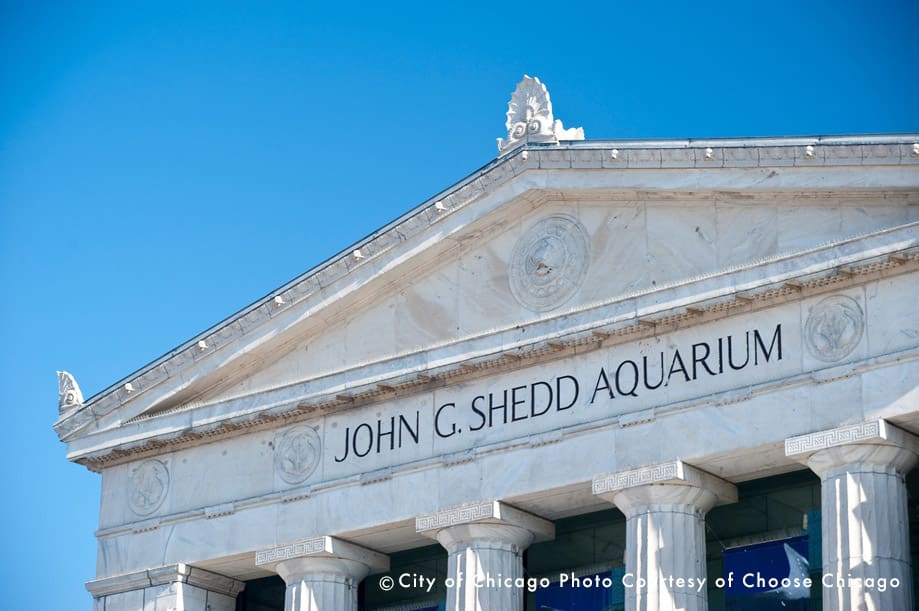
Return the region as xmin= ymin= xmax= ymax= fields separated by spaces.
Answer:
xmin=196 ymin=191 xmax=919 ymax=406
xmin=55 ymin=139 xmax=919 ymax=467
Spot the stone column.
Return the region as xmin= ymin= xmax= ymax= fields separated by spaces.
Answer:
xmin=786 ymin=419 xmax=919 ymax=611
xmin=255 ymin=535 xmax=389 ymax=611
xmin=593 ymin=460 xmax=737 ymax=611
xmin=416 ymin=500 xmax=554 ymax=611
xmin=86 ymin=563 xmax=245 ymax=611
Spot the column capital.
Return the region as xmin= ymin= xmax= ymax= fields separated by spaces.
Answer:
xmin=785 ymin=419 xmax=919 ymax=477
xmin=592 ymin=459 xmax=737 ymax=515
xmin=416 ymin=500 xmax=554 ymax=544
xmin=255 ymin=535 xmax=389 ymax=578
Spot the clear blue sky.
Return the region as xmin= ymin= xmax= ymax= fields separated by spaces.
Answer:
xmin=1 ymin=1 xmax=917 ymax=608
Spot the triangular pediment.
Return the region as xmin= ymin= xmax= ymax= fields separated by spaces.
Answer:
xmin=55 ymin=138 xmax=919 ymax=468
xmin=199 ymin=191 xmax=919 ymax=408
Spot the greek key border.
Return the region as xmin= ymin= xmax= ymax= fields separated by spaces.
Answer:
xmin=415 ymin=501 xmax=496 ymax=532
xmin=255 ymin=536 xmax=326 ymax=565
xmin=592 ymin=461 xmax=681 ymax=495
xmin=785 ymin=421 xmax=881 ymax=456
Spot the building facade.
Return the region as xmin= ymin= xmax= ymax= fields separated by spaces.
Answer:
xmin=56 ymin=77 xmax=919 ymax=611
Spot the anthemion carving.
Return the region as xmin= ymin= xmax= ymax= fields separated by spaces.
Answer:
xmin=509 ymin=215 xmax=590 ymax=312
xmin=56 ymin=370 xmax=83 ymax=413
xmin=128 ymin=459 xmax=169 ymax=516
xmin=804 ymin=294 xmax=865 ymax=362
xmin=274 ymin=426 xmax=322 ymax=484
xmin=497 ymin=75 xmax=584 ymax=155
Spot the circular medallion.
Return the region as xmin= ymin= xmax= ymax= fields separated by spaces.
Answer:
xmin=805 ymin=295 xmax=865 ymax=362
xmin=129 ymin=459 xmax=169 ymax=516
xmin=275 ymin=426 xmax=321 ymax=484
xmin=508 ymin=215 xmax=590 ymax=312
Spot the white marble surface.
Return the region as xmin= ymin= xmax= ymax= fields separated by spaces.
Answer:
xmin=86 ymin=267 xmax=919 ymax=544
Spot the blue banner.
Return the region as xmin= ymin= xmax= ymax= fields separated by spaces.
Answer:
xmin=723 ymin=535 xmax=811 ymax=610
xmin=533 ymin=569 xmax=619 ymax=610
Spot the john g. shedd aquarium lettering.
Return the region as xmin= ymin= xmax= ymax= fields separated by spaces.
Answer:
xmin=333 ymin=324 xmax=783 ymax=463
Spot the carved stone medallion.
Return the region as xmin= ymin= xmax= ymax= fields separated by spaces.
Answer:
xmin=805 ymin=295 xmax=865 ymax=362
xmin=129 ymin=459 xmax=169 ymax=516
xmin=508 ymin=215 xmax=590 ymax=312
xmin=275 ymin=426 xmax=321 ymax=484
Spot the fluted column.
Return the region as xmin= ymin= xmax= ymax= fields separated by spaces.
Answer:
xmin=416 ymin=500 xmax=554 ymax=611
xmin=255 ymin=536 xmax=389 ymax=611
xmin=593 ymin=460 xmax=737 ymax=611
xmin=787 ymin=420 xmax=919 ymax=611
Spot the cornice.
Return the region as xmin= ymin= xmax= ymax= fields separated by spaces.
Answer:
xmin=70 ymin=236 xmax=919 ymax=471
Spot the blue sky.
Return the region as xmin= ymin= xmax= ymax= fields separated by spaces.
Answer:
xmin=1 ymin=1 xmax=917 ymax=608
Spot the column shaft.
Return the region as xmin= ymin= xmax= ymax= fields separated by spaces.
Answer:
xmin=624 ymin=503 xmax=708 ymax=611
xmin=819 ymin=462 xmax=914 ymax=610
xmin=280 ymin=558 xmax=364 ymax=611
xmin=438 ymin=525 xmax=530 ymax=611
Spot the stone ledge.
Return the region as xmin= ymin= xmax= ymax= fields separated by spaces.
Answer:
xmin=86 ymin=563 xmax=245 ymax=598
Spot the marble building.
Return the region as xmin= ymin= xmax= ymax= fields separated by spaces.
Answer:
xmin=56 ymin=76 xmax=919 ymax=611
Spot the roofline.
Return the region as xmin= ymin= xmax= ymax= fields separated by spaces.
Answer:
xmin=74 ymin=132 xmax=919 ymax=407
xmin=544 ymin=132 xmax=919 ymax=148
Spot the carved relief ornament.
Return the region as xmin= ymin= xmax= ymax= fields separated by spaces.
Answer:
xmin=57 ymin=371 xmax=84 ymax=413
xmin=129 ymin=459 xmax=170 ymax=516
xmin=497 ymin=75 xmax=584 ymax=155
xmin=274 ymin=426 xmax=322 ymax=484
xmin=508 ymin=214 xmax=591 ymax=312
xmin=804 ymin=295 xmax=865 ymax=362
